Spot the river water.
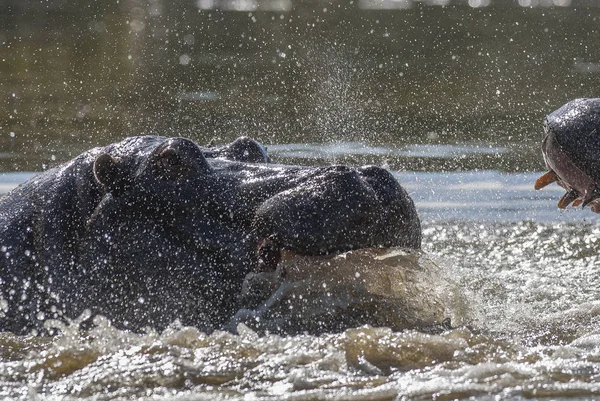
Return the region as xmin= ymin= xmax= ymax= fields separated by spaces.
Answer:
xmin=3 ymin=0 xmax=600 ymax=399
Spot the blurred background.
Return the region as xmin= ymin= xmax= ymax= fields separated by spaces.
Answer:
xmin=1 ymin=0 xmax=599 ymax=172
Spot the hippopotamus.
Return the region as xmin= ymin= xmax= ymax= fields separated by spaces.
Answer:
xmin=0 ymin=136 xmax=421 ymax=335
xmin=535 ymin=98 xmax=600 ymax=212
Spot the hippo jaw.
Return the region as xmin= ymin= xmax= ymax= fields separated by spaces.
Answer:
xmin=535 ymin=98 xmax=600 ymax=211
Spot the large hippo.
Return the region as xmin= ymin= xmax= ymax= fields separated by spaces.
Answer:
xmin=535 ymin=98 xmax=600 ymax=212
xmin=0 ymin=136 xmax=421 ymax=334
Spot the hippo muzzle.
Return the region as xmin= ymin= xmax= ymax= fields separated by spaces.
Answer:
xmin=0 ymin=136 xmax=421 ymax=334
xmin=535 ymin=98 xmax=600 ymax=212
xmin=253 ymin=165 xmax=420 ymax=260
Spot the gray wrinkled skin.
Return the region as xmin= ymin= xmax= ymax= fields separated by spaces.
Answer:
xmin=0 ymin=136 xmax=420 ymax=335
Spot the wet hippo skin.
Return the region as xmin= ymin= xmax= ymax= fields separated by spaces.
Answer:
xmin=536 ymin=98 xmax=600 ymax=212
xmin=0 ymin=136 xmax=421 ymax=334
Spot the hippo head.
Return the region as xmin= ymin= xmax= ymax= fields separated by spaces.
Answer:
xmin=535 ymin=98 xmax=600 ymax=212
xmin=23 ymin=136 xmax=420 ymax=332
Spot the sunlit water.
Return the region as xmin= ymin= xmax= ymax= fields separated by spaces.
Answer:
xmin=2 ymin=142 xmax=600 ymax=400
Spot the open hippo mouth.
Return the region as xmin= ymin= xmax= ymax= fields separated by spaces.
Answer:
xmin=535 ymin=98 xmax=600 ymax=212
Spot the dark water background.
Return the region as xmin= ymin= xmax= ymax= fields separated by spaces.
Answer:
xmin=3 ymin=1 xmax=600 ymax=400
xmin=2 ymin=0 xmax=600 ymax=173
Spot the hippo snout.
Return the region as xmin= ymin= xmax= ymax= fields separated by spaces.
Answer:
xmin=252 ymin=165 xmax=421 ymax=257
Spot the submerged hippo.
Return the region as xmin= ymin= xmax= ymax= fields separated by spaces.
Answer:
xmin=0 ymin=136 xmax=421 ymax=334
xmin=535 ymin=98 xmax=600 ymax=212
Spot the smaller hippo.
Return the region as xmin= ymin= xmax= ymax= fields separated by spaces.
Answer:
xmin=535 ymin=98 xmax=600 ymax=212
xmin=0 ymin=136 xmax=421 ymax=335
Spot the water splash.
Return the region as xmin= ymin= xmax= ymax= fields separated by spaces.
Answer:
xmin=232 ymin=248 xmax=472 ymax=335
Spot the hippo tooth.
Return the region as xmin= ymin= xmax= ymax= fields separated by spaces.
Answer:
xmin=557 ymin=190 xmax=579 ymax=209
xmin=582 ymin=187 xmax=600 ymax=208
xmin=534 ymin=170 xmax=559 ymax=190
xmin=572 ymin=199 xmax=583 ymax=207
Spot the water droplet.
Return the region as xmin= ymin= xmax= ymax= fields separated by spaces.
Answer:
xmin=0 ymin=298 xmax=8 ymax=312
xmin=179 ymin=54 xmax=191 ymax=66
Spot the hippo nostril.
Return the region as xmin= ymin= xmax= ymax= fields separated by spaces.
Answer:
xmin=358 ymin=166 xmax=402 ymax=203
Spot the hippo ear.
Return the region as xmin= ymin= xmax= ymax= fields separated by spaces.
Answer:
xmin=220 ymin=137 xmax=271 ymax=163
xmin=93 ymin=153 xmax=131 ymax=194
